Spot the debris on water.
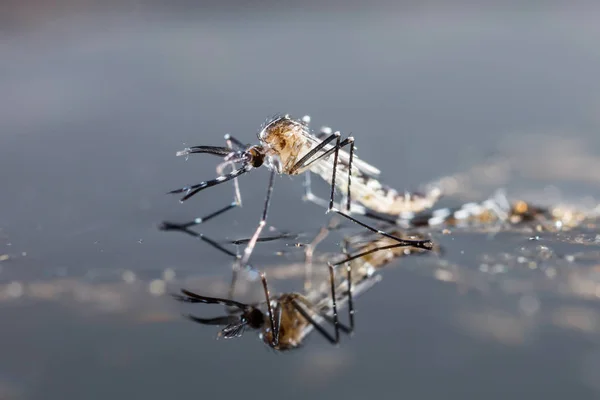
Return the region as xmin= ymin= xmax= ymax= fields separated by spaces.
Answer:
xmin=122 ymin=270 xmax=136 ymax=284
xmin=138 ymin=239 xmax=143 ymax=244
xmin=6 ymin=281 xmax=23 ymax=298
xmin=519 ymin=295 xmax=541 ymax=316
xmin=163 ymin=268 xmax=176 ymax=281
xmin=529 ymin=236 xmax=540 ymax=241
xmin=0 ymin=254 xmax=10 ymax=262
xmin=148 ymin=279 xmax=166 ymax=296
xmin=434 ymin=269 xmax=454 ymax=282
xmin=545 ymin=267 xmax=557 ymax=279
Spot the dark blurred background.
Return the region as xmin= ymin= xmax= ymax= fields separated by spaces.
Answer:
xmin=2 ymin=2 xmax=600 ymax=399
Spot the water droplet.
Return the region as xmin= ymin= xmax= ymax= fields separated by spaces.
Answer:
xmin=163 ymin=268 xmax=175 ymax=282
xmin=149 ymin=280 xmax=166 ymax=296
xmin=122 ymin=270 xmax=136 ymax=284
xmin=6 ymin=281 xmax=23 ymax=298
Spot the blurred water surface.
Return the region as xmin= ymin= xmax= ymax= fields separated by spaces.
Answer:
xmin=2 ymin=2 xmax=600 ymax=399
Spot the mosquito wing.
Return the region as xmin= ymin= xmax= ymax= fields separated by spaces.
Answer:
xmin=304 ymin=133 xmax=381 ymax=177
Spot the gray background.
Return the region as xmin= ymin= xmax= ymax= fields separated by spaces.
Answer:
xmin=2 ymin=2 xmax=600 ymax=399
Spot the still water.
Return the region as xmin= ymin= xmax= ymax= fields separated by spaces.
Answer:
xmin=2 ymin=3 xmax=600 ymax=399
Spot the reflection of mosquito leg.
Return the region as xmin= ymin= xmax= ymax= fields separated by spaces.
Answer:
xmin=303 ymin=217 xmax=340 ymax=292
xmin=292 ymin=265 xmax=347 ymax=344
xmin=160 ymin=134 xmax=247 ymax=235
xmin=261 ymin=272 xmax=280 ymax=347
xmin=237 ymin=169 xmax=276 ymax=269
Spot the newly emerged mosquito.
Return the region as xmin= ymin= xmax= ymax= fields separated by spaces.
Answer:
xmin=173 ymin=263 xmax=379 ymax=351
xmin=162 ymin=114 xmax=435 ymax=269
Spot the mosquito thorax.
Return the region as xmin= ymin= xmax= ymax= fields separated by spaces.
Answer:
xmin=257 ymin=115 xmax=309 ymax=173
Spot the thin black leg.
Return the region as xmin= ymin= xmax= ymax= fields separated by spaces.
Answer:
xmin=290 ymin=264 xmax=344 ymax=344
xmin=261 ymin=272 xmax=279 ymax=347
xmin=331 ymin=208 xmax=434 ymax=251
xmin=161 ymin=135 xmax=246 ymax=238
xmin=296 ymin=135 xmax=354 ymax=212
xmin=159 ymin=202 xmax=238 ymax=236
xmin=346 ymin=140 xmax=355 ymax=213
xmin=289 ymin=132 xmax=341 ymax=174
xmin=341 ymin=241 xmax=354 ymax=331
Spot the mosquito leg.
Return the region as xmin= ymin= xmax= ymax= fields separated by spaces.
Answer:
xmin=223 ymin=133 xmax=247 ymax=151
xmin=161 ymin=135 xmax=248 ymax=235
xmin=302 ymin=261 xmax=355 ymax=334
xmin=295 ymin=134 xmax=355 ymax=214
xmin=261 ymin=272 xmax=279 ymax=347
xmin=346 ymin=140 xmax=355 ymax=213
xmin=291 ymin=265 xmax=343 ymax=344
xmin=345 ymin=259 xmax=355 ymax=331
xmin=223 ymin=134 xmax=245 ymax=208
xmin=289 ymin=131 xmax=340 ymax=174
xmin=340 ymin=241 xmax=354 ymax=331
xmin=302 ymin=217 xmax=340 ymax=292
xmin=331 ymin=207 xmax=434 ymax=251
xmin=159 ymin=202 xmax=239 ymax=236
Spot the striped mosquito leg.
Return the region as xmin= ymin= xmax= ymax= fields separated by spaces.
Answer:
xmin=160 ymin=135 xmax=249 ymax=238
xmin=291 ymin=264 xmax=344 ymax=344
xmin=328 ymin=264 xmax=341 ymax=343
xmin=328 ymin=134 xmax=342 ymax=211
xmin=261 ymin=272 xmax=279 ymax=347
xmin=292 ymin=131 xmax=355 ymax=213
xmin=346 ymin=139 xmax=355 ymax=213
xmin=331 ymin=207 xmax=434 ymax=251
xmin=340 ymin=240 xmax=355 ymax=331
xmin=327 ymin=134 xmax=356 ymax=213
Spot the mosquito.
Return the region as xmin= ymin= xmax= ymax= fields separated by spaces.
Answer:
xmin=162 ymin=114 xmax=435 ymax=270
xmin=173 ymin=261 xmax=381 ymax=351
xmin=171 ymin=213 xmax=443 ymax=351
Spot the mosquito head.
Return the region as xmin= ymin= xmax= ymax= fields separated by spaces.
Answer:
xmin=242 ymin=307 xmax=266 ymax=329
xmin=246 ymin=145 xmax=266 ymax=168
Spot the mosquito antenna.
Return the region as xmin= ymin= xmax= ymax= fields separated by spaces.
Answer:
xmin=169 ymin=164 xmax=253 ymax=202
xmin=176 ymin=146 xmax=233 ymax=157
